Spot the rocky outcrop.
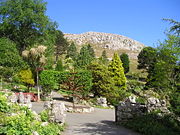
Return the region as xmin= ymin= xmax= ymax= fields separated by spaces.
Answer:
xmin=64 ymin=32 xmax=145 ymax=59
xmin=116 ymin=96 xmax=170 ymax=122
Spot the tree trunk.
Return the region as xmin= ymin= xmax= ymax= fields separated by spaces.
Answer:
xmin=37 ymin=71 xmax=40 ymax=101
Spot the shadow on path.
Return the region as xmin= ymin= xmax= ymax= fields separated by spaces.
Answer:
xmin=70 ymin=120 xmax=139 ymax=135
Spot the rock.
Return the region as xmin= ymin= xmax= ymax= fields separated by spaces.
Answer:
xmin=32 ymin=131 xmax=39 ymax=135
xmin=8 ymin=93 xmax=18 ymax=103
xmin=41 ymin=122 xmax=49 ymax=126
xmin=64 ymin=32 xmax=145 ymax=59
xmin=97 ymin=97 xmax=108 ymax=107
xmin=19 ymin=92 xmax=25 ymax=103
xmin=126 ymin=96 xmax=136 ymax=104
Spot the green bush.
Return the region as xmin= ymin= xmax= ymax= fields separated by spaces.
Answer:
xmin=40 ymin=70 xmax=92 ymax=97
xmin=40 ymin=109 xmax=50 ymax=122
xmin=122 ymin=113 xmax=180 ymax=135
xmin=0 ymin=94 xmax=11 ymax=113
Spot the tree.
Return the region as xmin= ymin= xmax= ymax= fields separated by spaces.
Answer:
xmin=55 ymin=30 xmax=69 ymax=62
xmin=108 ymin=53 xmax=127 ymax=104
xmin=87 ymin=44 xmax=95 ymax=58
xmin=22 ymin=45 xmax=47 ymax=101
xmin=138 ymin=47 xmax=157 ymax=72
xmin=55 ymin=58 xmax=64 ymax=71
xmin=120 ymin=53 xmax=130 ymax=74
xmin=0 ymin=38 xmax=27 ymax=78
xmin=99 ymin=50 xmax=109 ymax=65
xmin=75 ymin=45 xmax=94 ymax=69
xmin=18 ymin=69 xmax=35 ymax=91
xmin=66 ymin=42 xmax=78 ymax=61
xmin=108 ymin=53 xmax=127 ymax=88
xmin=87 ymin=62 xmax=118 ymax=104
xmin=0 ymin=0 xmax=57 ymax=52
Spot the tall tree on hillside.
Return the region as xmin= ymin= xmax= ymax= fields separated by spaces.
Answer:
xmin=108 ymin=53 xmax=127 ymax=104
xmin=99 ymin=50 xmax=109 ymax=65
xmin=87 ymin=44 xmax=95 ymax=58
xmin=0 ymin=0 xmax=57 ymax=52
xmin=120 ymin=53 xmax=130 ymax=74
xmin=138 ymin=47 xmax=157 ymax=73
xmin=55 ymin=30 xmax=69 ymax=62
xmin=76 ymin=45 xmax=94 ymax=69
xmin=66 ymin=42 xmax=78 ymax=61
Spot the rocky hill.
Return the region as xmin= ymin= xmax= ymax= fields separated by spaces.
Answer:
xmin=64 ymin=31 xmax=145 ymax=59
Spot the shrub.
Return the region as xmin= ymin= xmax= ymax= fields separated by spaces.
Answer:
xmin=40 ymin=109 xmax=50 ymax=122
xmin=122 ymin=113 xmax=180 ymax=135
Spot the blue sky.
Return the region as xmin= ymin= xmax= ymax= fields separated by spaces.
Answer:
xmin=45 ymin=0 xmax=180 ymax=47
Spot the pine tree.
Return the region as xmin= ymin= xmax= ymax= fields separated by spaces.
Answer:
xmin=66 ymin=42 xmax=78 ymax=61
xmin=87 ymin=44 xmax=95 ymax=58
xmin=99 ymin=50 xmax=109 ymax=65
xmin=55 ymin=59 xmax=64 ymax=71
xmin=76 ymin=45 xmax=93 ymax=69
xmin=108 ymin=53 xmax=127 ymax=89
xmin=120 ymin=53 xmax=130 ymax=74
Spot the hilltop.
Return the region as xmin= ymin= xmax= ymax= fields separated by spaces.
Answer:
xmin=64 ymin=31 xmax=145 ymax=59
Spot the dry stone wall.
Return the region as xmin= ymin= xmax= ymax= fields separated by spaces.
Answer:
xmin=116 ymin=96 xmax=170 ymax=123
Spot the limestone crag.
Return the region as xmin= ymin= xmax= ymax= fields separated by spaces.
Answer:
xmin=64 ymin=32 xmax=145 ymax=59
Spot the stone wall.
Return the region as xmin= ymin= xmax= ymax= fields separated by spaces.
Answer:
xmin=116 ymin=96 xmax=170 ymax=123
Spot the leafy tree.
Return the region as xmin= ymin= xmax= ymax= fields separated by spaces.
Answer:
xmin=18 ymin=69 xmax=35 ymax=91
xmin=61 ymin=71 xmax=92 ymax=108
xmin=66 ymin=42 xmax=78 ymax=61
xmin=138 ymin=47 xmax=157 ymax=72
xmin=22 ymin=45 xmax=47 ymax=101
xmin=108 ymin=53 xmax=127 ymax=104
xmin=99 ymin=50 xmax=109 ymax=65
xmin=0 ymin=38 xmax=27 ymax=78
xmin=120 ymin=53 xmax=130 ymax=74
xmin=76 ymin=45 xmax=94 ymax=69
xmin=55 ymin=58 xmax=64 ymax=71
xmin=55 ymin=30 xmax=69 ymax=62
xmin=0 ymin=0 xmax=57 ymax=52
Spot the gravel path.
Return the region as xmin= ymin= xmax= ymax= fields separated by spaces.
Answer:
xmin=31 ymin=92 xmax=139 ymax=135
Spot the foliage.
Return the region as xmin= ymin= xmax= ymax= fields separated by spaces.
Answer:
xmin=87 ymin=62 xmax=118 ymax=105
xmin=55 ymin=30 xmax=69 ymax=62
xmin=127 ymin=79 xmax=145 ymax=94
xmin=137 ymin=47 xmax=157 ymax=72
xmin=60 ymin=71 xmax=92 ymax=101
xmin=87 ymin=44 xmax=95 ymax=58
xmin=0 ymin=38 xmax=27 ymax=78
xmin=122 ymin=113 xmax=180 ymax=135
xmin=108 ymin=53 xmax=128 ymax=104
xmin=55 ymin=58 xmax=64 ymax=71
xmin=108 ymin=53 xmax=127 ymax=89
xmin=120 ymin=53 xmax=130 ymax=74
xmin=66 ymin=42 xmax=78 ymax=61
xmin=0 ymin=0 xmax=57 ymax=52
xmin=169 ymin=89 xmax=180 ymax=116
xmin=40 ymin=109 xmax=50 ymax=122
xmin=18 ymin=69 xmax=35 ymax=86
xmin=99 ymin=50 xmax=109 ymax=65
xmin=0 ymin=94 xmax=10 ymax=113
xmin=76 ymin=45 xmax=94 ymax=69
xmin=40 ymin=70 xmax=92 ymax=97
xmin=0 ymin=94 xmax=64 ymax=135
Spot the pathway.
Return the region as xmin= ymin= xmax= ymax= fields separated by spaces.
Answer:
xmin=31 ymin=92 xmax=139 ymax=135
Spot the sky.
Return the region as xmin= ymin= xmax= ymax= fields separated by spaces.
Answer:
xmin=45 ymin=0 xmax=180 ymax=47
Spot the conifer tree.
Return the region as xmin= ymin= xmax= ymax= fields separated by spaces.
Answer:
xmin=120 ymin=53 xmax=130 ymax=74
xmin=76 ymin=45 xmax=93 ymax=69
xmin=108 ymin=53 xmax=127 ymax=89
xmin=66 ymin=42 xmax=78 ymax=61
xmin=99 ymin=50 xmax=109 ymax=65
xmin=87 ymin=44 xmax=95 ymax=58
xmin=55 ymin=59 xmax=64 ymax=71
